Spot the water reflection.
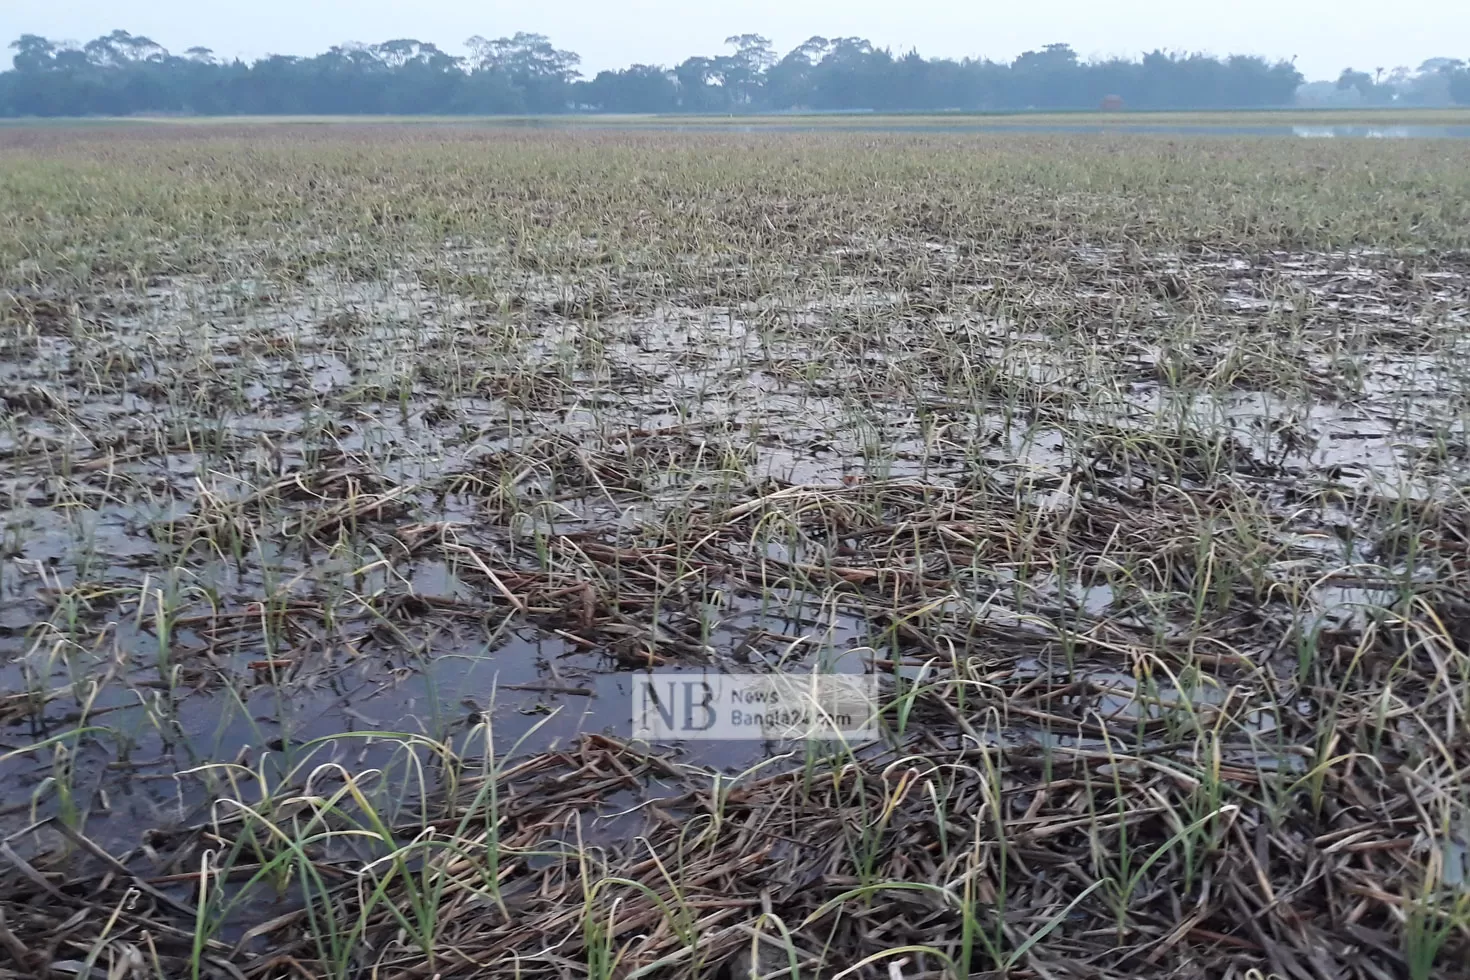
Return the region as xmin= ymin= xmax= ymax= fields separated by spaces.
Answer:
xmin=1291 ymin=125 xmax=1469 ymax=139
xmin=548 ymin=119 xmax=1470 ymax=139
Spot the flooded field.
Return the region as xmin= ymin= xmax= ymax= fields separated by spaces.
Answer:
xmin=1 ymin=126 xmax=1469 ymax=979
xmin=578 ymin=123 xmax=1470 ymax=139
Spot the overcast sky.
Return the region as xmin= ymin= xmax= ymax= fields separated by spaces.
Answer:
xmin=4 ymin=0 xmax=1465 ymax=82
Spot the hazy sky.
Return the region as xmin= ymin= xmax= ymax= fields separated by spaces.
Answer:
xmin=5 ymin=0 xmax=1465 ymax=82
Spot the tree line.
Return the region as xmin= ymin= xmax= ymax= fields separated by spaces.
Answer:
xmin=2 ymin=29 xmax=1467 ymax=117
xmin=1325 ymin=61 xmax=1469 ymax=106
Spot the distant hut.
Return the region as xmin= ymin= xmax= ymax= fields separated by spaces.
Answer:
xmin=1100 ymin=94 xmax=1125 ymax=111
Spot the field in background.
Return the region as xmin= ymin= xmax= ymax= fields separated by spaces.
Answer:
xmin=4 ymin=106 xmax=1470 ymax=129
xmin=2 ymin=126 xmax=1469 ymax=979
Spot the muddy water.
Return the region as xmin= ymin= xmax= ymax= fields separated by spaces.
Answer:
xmin=3 ymin=238 xmax=1468 ymax=855
xmin=531 ymin=120 xmax=1470 ymax=139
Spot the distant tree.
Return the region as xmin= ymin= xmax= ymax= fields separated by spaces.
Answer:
xmin=0 ymin=28 xmax=1324 ymax=117
xmin=1335 ymin=67 xmax=1395 ymax=103
xmin=808 ymin=38 xmax=897 ymax=110
xmin=83 ymin=29 xmax=167 ymax=67
xmin=465 ymin=32 xmax=579 ymax=112
xmin=243 ymin=54 xmax=308 ymax=113
xmin=580 ymin=64 xmax=678 ymax=112
xmin=720 ymin=34 xmax=775 ymax=108
xmin=1337 ymin=68 xmax=1369 ymax=93
xmin=1011 ymin=43 xmax=1084 ymax=107
xmin=1366 ymin=59 xmax=1462 ymax=105
xmin=673 ymin=56 xmax=729 ymax=112
xmin=1451 ymin=70 xmax=1470 ymax=105
xmin=1421 ymin=57 xmax=1463 ymax=72
xmin=766 ymin=36 xmax=830 ymax=108
xmin=10 ymin=34 xmax=57 ymax=72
